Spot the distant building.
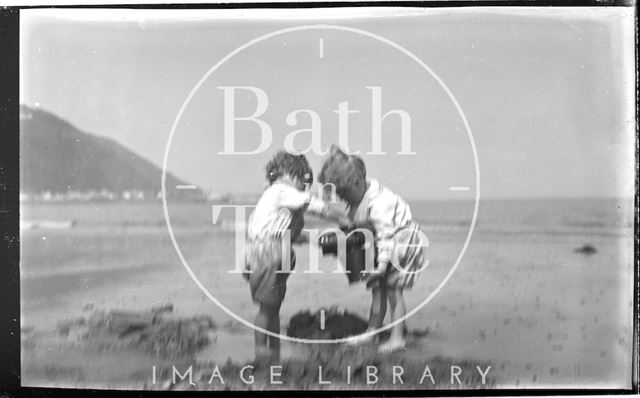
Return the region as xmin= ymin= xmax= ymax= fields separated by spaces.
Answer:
xmin=20 ymin=187 xmax=202 ymax=202
xmin=19 ymin=108 xmax=33 ymax=120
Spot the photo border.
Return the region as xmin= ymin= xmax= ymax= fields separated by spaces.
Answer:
xmin=1 ymin=2 xmax=637 ymax=396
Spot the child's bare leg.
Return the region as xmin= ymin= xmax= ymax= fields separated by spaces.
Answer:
xmin=254 ymin=304 xmax=272 ymax=359
xmin=379 ymin=288 xmax=407 ymax=354
xmin=267 ymin=305 xmax=281 ymax=361
xmin=390 ymin=288 xmax=407 ymax=342
xmin=369 ymin=284 xmax=387 ymax=330
xmin=348 ymin=284 xmax=386 ymax=345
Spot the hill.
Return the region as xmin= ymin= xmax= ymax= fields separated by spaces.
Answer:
xmin=20 ymin=106 xmax=198 ymax=199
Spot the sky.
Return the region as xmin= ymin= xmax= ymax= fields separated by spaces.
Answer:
xmin=20 ymin=7 xmax=636 ymax=200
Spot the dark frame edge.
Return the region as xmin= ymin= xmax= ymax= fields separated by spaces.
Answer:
xmin=0 ymin=3 xmax=638 ymax=396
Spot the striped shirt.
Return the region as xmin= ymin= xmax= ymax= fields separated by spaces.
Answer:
xmin=348 ymin=179 xmax=414 ymax=264
xmin=247 ymin=182 xmax=326 ymax=242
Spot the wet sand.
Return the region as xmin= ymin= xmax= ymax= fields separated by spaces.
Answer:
xmin=20 ymin=201 xmax=634 ymax=390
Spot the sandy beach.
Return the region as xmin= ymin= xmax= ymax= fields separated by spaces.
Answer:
xmin=20 ymin=198 xmax=634 ymax=390
xmin=15 ymin=6 xmax=636 ymax=392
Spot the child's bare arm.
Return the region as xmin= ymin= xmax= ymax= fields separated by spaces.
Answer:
xmin=366 ymin=260 xmax=389 ymax=282
xmin=276 ymin=186 xmax=351 ymax=226
xmin=368 ymin=197 xmax=397 ymax=266
xmin=307 ymin=204 xmax=353 ymax=229
xmin=323 ymin=207 xmax=353 ymax=229
xmin=293 ymin=230 xmax=310 ymax=244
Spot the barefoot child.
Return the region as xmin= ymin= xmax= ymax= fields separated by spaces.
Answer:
xmin=319 ymin=145 xmax=426 ymax=353
xmin=244 ymin=150 xmax=348 ymax=361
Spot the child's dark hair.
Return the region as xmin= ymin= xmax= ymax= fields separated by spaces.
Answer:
xmin=265 ymin=150 xmax=313 ymax=185
xmin=318 ymin=145 xmax=366 ymax=197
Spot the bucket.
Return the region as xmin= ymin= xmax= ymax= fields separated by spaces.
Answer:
xmin=319 ymin=228 xmax=377 ymax=284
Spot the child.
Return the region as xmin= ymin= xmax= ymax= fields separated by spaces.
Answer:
xmin=318 ymin=145 xmax=426 ymax=353
xmin=244 ymin=150 xmax=348 ymax=362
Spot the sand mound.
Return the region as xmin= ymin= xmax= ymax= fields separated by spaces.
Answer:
xmin=56 ymin=304 xmax=216 ymax=359
xmin=286 ymin=308 xmax=368 ymax=340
